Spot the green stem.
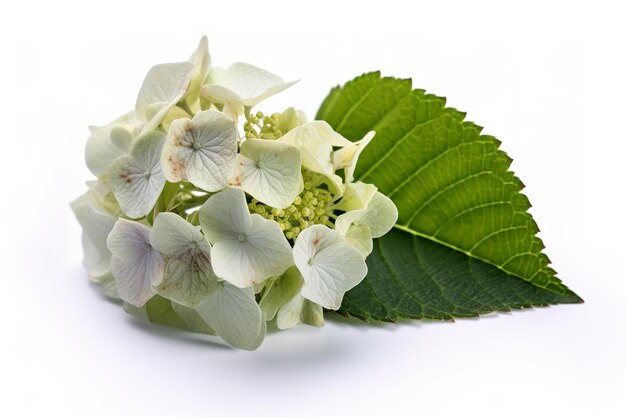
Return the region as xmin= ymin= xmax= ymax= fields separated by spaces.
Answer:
xmin=178 ymin=99 xmax=193 ymax=116
xmin=181 ymin=194 xmax=212 ymax=210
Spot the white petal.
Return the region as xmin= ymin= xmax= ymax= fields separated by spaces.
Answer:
xmin=108 ymin=131 xmax=166 ymax=218
xmin=149 ymin=212 xmax=209 ymax=257
xmin=135 ymin=61 xmax=195 ymax=124
xmin=201 ymin=62 xmax=297 ymax=108
xmin=85 ymin=112 xmax=143 ymax=176
xmin=198 ymin=188 xmax=251 ymax=242
xmin=293 ymin=225 xmax=367 ymax=310
xmin=332 ymin=131 xmax=375 ymax=183
xmin=161 ymin=110 xmax=238 ymax=191
xmin=276 ymin=291 xmax=324 ymax=330
xmin=195 ymin=283 xmax=265 ymax=350
xmin=107 ymin=220 xmax=164 ymax=307
xmin=71 ymin=191 xmax=117 ymax=279
xmin=199 ymin=189 xmax=293 ymax=287
xmin=149 ymin=213 xmax=217 ymax=306
xmin=230 ymin=139 xmax=302 ymax=208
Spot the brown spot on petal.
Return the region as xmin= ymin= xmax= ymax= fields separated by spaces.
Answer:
xmin=228 ymin=175 xmax=242 ymax=186
xmin=166 ymin=155 xmax=187 ymax=175
xmin=119 ymin=168 xmax=132 ymax=184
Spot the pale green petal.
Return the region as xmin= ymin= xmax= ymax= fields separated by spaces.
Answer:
xmin=161 ymin=106 xmax=191 ymax=132
xmin=123 ymin=302 xmax=148 ymax=318
xmin=99 ymin=273 xmax=120 ymax=299
xmin=156 ymin=251 xmax=218 ymax=307
xmin=276 ymin=291 xmax=324 ymax=330
xmin=85 ymin=112 xmax=143 ymax=176
xmin=333 ymin=131 xmax=375 ymax=183
xmin=186 ymin=36 xmax=211 ymax=98
xmin=161 ymin=110 xmax=238 ymax=191
xmin=135 ymin=61 xmax=195 ymax=128
xmin=333 ymin=182 xmax=377 ymax=212
xmin=280 ymin=120 xmax=352 ymax=148
xmin=107 ymin=219 xmax=164 ymax=307
xmin=149 ymin=212 xmax=208 ymax=255
xmin=86 ymin=178 xmax=112 ymax=205
xmin=108 ymin=131 xmax=166 ymax=219
xmin=199 ymin=189 xmax=293 ymax=287
xmin=81 ymin=238 xmax=118 ymax=299
xmin=110 ymin=127 xmax=133 ymax=151
xmin=145 ymin=102 xmax=167 ymax=121
xmin=150 ymin=213 xmax=218 ymax=307
xmin=171 ymin=302 xmax=216 ymax=335
xmin=278 ymin=121 xmax=346 ymax=172
xmin=145 ymin=295 xmax=187 ymax=328
xmin=354 ymin=191 xmax=398 ymax=238
xmin=342 ymin=223 xmax=373 ymax=258
xmin=293 ymin=225 xmax=367 ymax=310
xmin=278 ymin=121 xmax=350 ymax=195
xmin=230 ymin=139 xmax=302 ymax=208
xmin=149 ymin=212 xmax=208 ymax=256
xmin=335 ymin=187 xmax=398 ymax=241
xmin=259 ymin=266 xmax=303 ymax=321
xmin=71 ymin=191 xmax=117 ymax=279
xmin=249 ymin=320 xmax=267 ymax=351
xmin=195 ymin=283 xmax=265 ymax=350
xmin=275 ymin=107 xmax=308 ymax=133
xmin=81 ymin=233 xmax=109 ymax=280
xmin=222 ymin=102 xmax=244 ymax=121
xmin=201 ymin=62 xmax=297 ymax=108
xmin=334 ymin=209 xmax=363 ymax=235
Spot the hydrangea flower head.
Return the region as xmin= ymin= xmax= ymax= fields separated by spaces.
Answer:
xmin=71 ymin=37 xmax=398 ymax=350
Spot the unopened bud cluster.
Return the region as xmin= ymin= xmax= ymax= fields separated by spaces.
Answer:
xmin=244 ymin=111 xmax=284 ymax=139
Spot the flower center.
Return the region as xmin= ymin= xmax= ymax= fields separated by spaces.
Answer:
xmin=237 ymin=233 xmax=247 ymax=242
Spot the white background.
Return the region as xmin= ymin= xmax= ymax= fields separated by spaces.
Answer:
xmin=2 ymin=1 xmax=625 ymax=416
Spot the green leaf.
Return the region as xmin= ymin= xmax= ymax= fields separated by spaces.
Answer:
xmin=338 ymin=229 xmax=581 ymax=322
xmin=317 ymin=72 xmax=582 ymax=320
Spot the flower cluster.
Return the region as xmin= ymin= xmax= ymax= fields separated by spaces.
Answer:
xmin=71 ymin=37 xmax=398 ymax=350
